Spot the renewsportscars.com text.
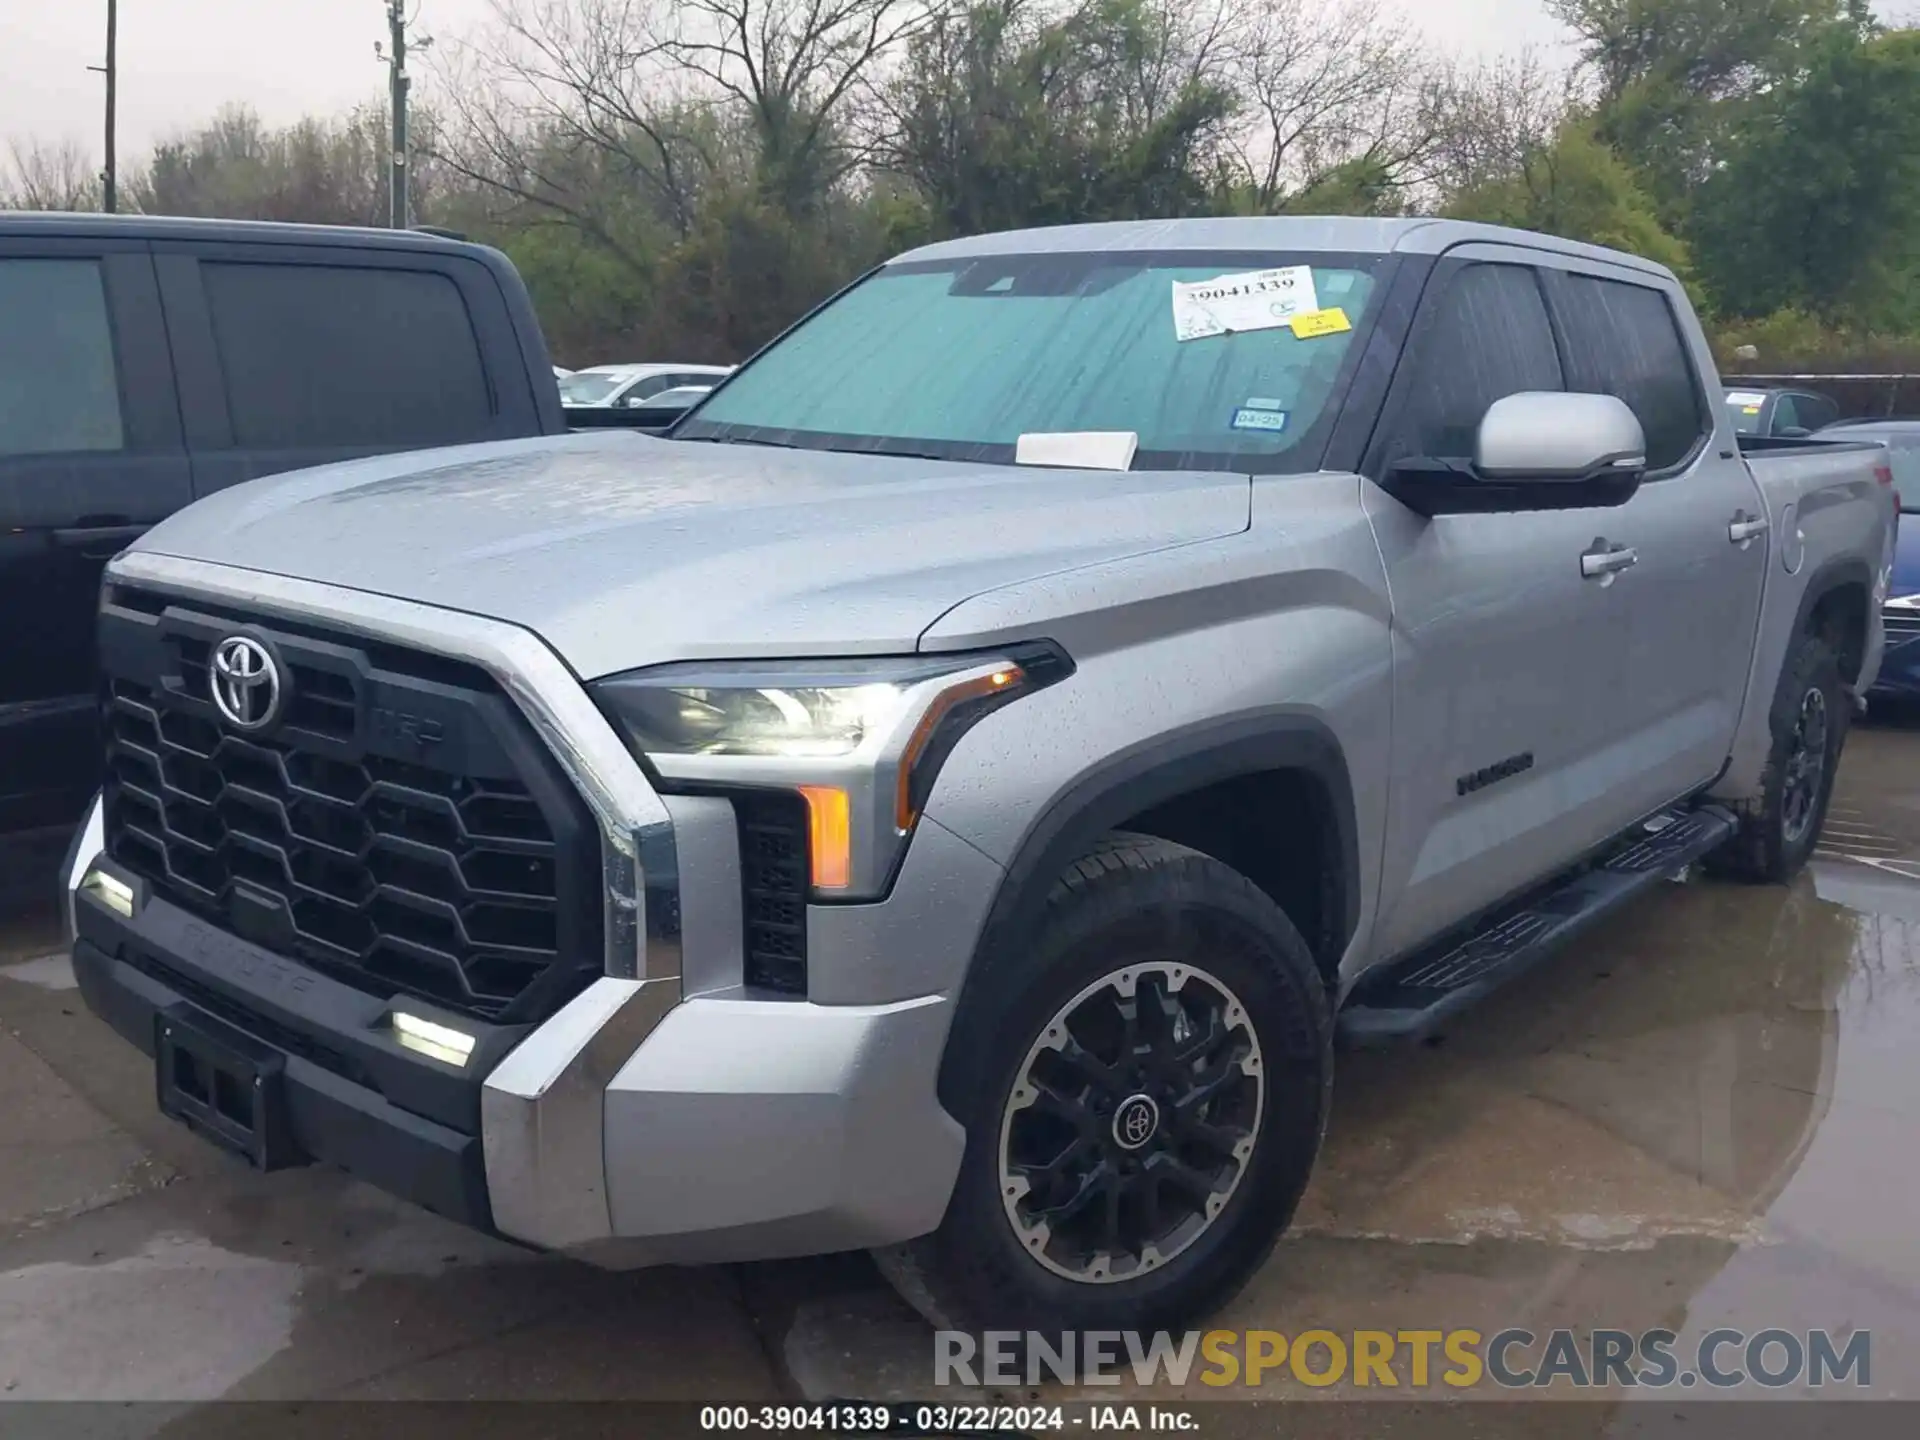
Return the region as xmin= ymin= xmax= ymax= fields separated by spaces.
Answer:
xmin=935 ymin=1328 xmax=1872 ymax=1391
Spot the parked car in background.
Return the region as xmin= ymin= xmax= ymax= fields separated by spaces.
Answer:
xmin=63 ymin=216 xmax=1894 ymax=1338
xmin=0 ymin=212 xmax=568 ymax=845
xmin=557 ymin=384 xmax=720 ymax=435
xmin=1724 ymin=385 xmax=1842 ymax=438
xmin=1826 ymin=419 xmax=1920 ymax=702
xmin=558 ymin=363 xmax=732 ymax=410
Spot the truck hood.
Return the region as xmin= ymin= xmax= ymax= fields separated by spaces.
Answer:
xmin=132 ymin=432 xmax=1250 ymax=678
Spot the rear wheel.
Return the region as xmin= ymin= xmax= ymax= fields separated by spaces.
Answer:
xmin=1710 ymin=632 xmax=1848 ymax=883
xmin=875 ymin=835 xmax=1332 ymax=1338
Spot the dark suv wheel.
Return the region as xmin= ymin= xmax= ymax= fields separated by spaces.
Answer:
xmin=1710 ymin=631 xmax=1849 ymax=883
xmin=876 ymin=835 xmax=1332 ymax=1338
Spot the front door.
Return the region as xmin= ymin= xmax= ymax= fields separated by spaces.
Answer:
xmin=1364 ymin=256 xmax=1645 ymax=959
xmin=0 ymin=239 xmax=190 ymax=835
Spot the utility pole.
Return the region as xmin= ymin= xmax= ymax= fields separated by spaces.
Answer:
xmin=386 ymin=0 xmax=409 ymax=228
xmin=86 ymin=0 xmax=118 ymax=212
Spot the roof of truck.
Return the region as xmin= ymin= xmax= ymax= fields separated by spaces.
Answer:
xmin=895 ymin=216 xmax=1676 ymax=280
xmin=0 ymin=210 xmax=496 ymax=257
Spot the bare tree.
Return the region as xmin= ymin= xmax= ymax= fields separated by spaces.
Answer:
xmin=435 ymin=0 xmax=942 ymax=250
xmin=657 ymin=0 xmax=947 ymax=202
xmin=1216 ymin=0 xmax=1446 ymax=210
xmin=432 ymin=0 xmax=701 ymax=263
xmin=1419 ymin=49 xmax=1577 ymax=204
xmin=1 ymin=138 xmax=103 ymax=211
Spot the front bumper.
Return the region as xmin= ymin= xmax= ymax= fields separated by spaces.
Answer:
xmin=70 ymin=552 xmax=985 ymax=1266
xmin=68 ymin=795 xmax=974 ymax=1264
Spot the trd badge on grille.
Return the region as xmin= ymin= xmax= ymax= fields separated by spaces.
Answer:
xmin=210 ymin=634 xmax=284 ymax=731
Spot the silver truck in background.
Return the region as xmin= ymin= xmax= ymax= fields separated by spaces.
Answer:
xmin=63 ymin=217 xmax=1895 ymax=1338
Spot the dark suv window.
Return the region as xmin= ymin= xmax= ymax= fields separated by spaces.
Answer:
xmin=1394 ymin=263 xmax=1563 ymax=461
xmin=1554 ymin=276 xmax=1705 ymax=471
xmin=0 ymin=258 xmax=124 ymax=457
xmin=201 ymin=263 xmax=493 ymax=449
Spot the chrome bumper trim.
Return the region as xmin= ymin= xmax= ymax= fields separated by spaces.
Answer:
xmin=62 ymin=794 xmax=107 ymax=944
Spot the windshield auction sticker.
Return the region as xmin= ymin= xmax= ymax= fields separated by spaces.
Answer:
xmin=1172 ymin=266 xmax=1320 ymax=341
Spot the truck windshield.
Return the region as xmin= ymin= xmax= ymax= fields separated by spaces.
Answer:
xmin=680 ymin=251 xmax=1386 ymax=471
xmin=1724 ymin=389 xmax=1770 ymax=434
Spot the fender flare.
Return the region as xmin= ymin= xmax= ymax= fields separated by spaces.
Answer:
xmin=934 ymin=712 xmax=1360 ymax=1115
xmin=1789 ymin=556 xmax=1875 ymax=684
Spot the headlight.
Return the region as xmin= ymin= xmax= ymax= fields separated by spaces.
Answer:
xmin=1886 ymin=594 xmax=1920 ymax=611
xmin=592 ymin=644 xmax=1072 ymax=897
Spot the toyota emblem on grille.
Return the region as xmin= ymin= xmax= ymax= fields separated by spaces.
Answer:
xmin=209 ymin=635 xmax=283 ymax=731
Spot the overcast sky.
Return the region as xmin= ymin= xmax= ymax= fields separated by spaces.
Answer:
xmin=8 ymin=1 xmax=1918 ymax=159
xmin=3 ymin=0 xmax=1574 ymax=157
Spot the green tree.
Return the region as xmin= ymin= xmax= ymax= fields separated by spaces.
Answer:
xmin=1691 ymin=26 xmax=1920 ymax=325
xmin=1445 ymin=122 xmax=1691 ymax=275
xmin=884 ymin=0 xmax=1234 ymax=239
xmin=1546 ymin=0 xmax=1874 ymax=216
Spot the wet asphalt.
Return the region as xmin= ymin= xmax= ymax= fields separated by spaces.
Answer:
xmin=9 ymin=726 xmax=1920 ymax=1424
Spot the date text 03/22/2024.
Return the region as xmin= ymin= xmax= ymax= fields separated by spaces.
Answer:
xmin=697 ymin=1405 xmax=1195 ymax=1433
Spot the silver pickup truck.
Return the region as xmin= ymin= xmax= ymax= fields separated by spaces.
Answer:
xmin=62 ymin=217 xmax=1896 ymax=1336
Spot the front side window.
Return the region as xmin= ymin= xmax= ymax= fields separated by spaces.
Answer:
xmin=0 ymin=258 xmax=124 ymax=458
xmin=622 ymin=374 xmax=682 ymax=404
xmin=1800 ymin=394 xmax=1840 ymax=431
xmin=1772 ymin=394 xmax=1803 ymax=435
xmin=683 ymin=251 xmax=1387 ymax=471
xmin=560 ymin=372 xmax=627 ymax=405
xmin=1555 ymin=276 xmax=1705 ymax=470
xmin=202 ymin=262 xmax=492 ymax=449
xmin=1390 ymin=263 xmax=1564 ymax=463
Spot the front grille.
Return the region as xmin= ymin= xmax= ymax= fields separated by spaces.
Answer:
xmin=1884 ymin=610 xmax=1920 ymax=638
xmin=734 ymin=791 xmax=809 ymax=994
xmin=98 ymin=591 xmax=602 ymax=1024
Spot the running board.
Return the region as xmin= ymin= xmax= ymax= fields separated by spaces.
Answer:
xmin=1337 ymin=805 xmax=1737 ymax=1048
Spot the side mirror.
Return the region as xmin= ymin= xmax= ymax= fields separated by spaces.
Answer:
xmin=1475 ymin=392 xmax=1648 ymax=482
xmin=1778 ymin=425 xmax=1812 ymax=439
xmin=1384 ymin=392 xmax=1647 ymax=517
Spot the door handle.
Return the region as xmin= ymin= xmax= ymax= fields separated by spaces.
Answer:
xmin=52 ymin=523 xmax=149 ymax=559
xmin=1580 ymin=540 xmax=1639 ymax=580
xmin=1729 ymin=512 xmax=1770 ymax=545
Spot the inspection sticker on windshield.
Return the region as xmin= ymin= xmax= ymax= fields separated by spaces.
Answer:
xmin=1726 ymin=391 xmax=1769 ymax=407
xmin=1289 ymin=307 xmax=1351 ymax=339
xmin=1231 ymin=404 xmax=1290 ymax=433
xmin=1172 ymin=266 xmax=1319 ymax=341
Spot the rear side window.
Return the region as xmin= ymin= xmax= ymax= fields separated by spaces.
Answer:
xmin=1554 ymin=276 xmax=1704 ymax=471
xmin=1799 ymin=393 xmax=1840 ymax=431
xmin=201 ymin=263 xmax=492 ymax=449
xmin=1393 ymin=263 xmax=1563 ymax=461
xmin=0 ymin=258 xmax=124 ymax=457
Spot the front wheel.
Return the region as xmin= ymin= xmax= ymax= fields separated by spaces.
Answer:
xmin=1710 ymin=632 xmax=1849 ymax=883
xmin=875 ymin=836 xmax=1332 ymax=1338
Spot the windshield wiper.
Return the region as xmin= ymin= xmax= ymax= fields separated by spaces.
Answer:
xmin=682 ymin=433 xmax=798 ymax=449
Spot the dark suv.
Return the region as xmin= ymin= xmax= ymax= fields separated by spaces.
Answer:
xmin=0 ymin=214 xmax=566 ymax=846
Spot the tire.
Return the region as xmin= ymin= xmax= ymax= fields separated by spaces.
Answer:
xmin=875 ymin=834 xmax=1332 ymax=1339
xmin=1709 ymin=631 xmax=1849 ymax=884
